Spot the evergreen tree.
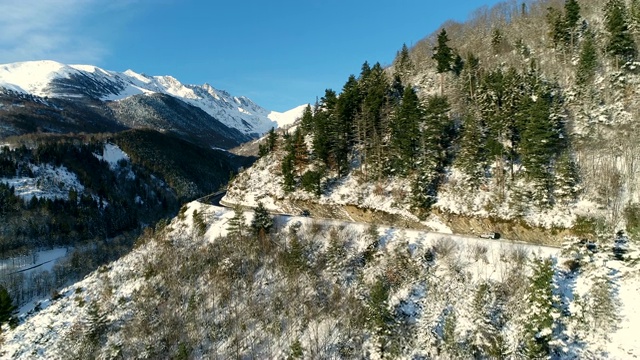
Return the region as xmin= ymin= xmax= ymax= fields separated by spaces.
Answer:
xmin=395 ymin=43 xmax=414 ymax=81
xmin=452 ymin=53 xmax=464 ymax=77
xmin=554 ymin=150 xmax=580 ymax=204
xmin=332 ymin=75 xmax=361 ymax=175
xmin=564 ymin=0 xmax=581 ymax=47
xmin=0 ymin=285 xmax=16 ymax=327
xmin=546 ymin=7 xmax=567 ymax=48
xmin=463 ymin=52 xmax=481 ymax=98
xmin=391 ymin=86 xmax=422 ymax=172
xmin=312 ymin=90 xmax=337 ymax=166
xmin=411 ymin=95 xmax=451 ymax=212
xmin=251 ymin=201 xmax=273 ymax=250
xmin=519 ymin=94 xmax=557 ymax=186
xmin=604 ymin=0 xmax=637 ymax=66
xmin=226 ymin=205 xmax=247 ymax=241
xmin=576 ymin=30 xmax=598 ymax=85
xmin=358 ymin=63 xmax=391 ymax=178
xmin=282 ymin=133 xmax=296 ymax=192
xmin=422 ymin=94 xmax=453 ymax=170
xmin=491 ymin=28 xmax=506 ymax=53
xmin=86 ymin=300 xmax=107 ymax=345
xmin=455 ymin=113 xmax=487 ymax=185
xmin=432 ymin=29 xmax=454 ymax=94
xmin=292 ymin=127 xmax=308 ymax=168
xmin=300 ymin=104 xmax=314 ymax=133
xmin=368 ymin=276 xmax=393 ymax=357
xmin=523 ymin=258 xmax=558 ymax=359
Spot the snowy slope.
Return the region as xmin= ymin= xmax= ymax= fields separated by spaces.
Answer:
xmin=1 ymin=201 xmax=637 ymax=359
xmin=267 ymin=104 xmax=308 ymax=128
xmin=0 ymin=60 xmax=285 ymax=136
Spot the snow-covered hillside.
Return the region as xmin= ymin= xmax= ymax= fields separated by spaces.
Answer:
xmin=0 ymin=60 xmax=289 ymax=136
xmin=1 ymin=201 xmax=637 ymax=359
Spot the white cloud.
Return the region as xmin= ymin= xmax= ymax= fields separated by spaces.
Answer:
xmin=0 ymin=0 xmax=135 ymax=64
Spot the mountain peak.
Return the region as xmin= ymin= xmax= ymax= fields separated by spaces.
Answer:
xmin=0 ymin=60 xmax=283 ymax=137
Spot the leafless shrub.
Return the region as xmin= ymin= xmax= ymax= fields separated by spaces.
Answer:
xmin=471 ymin=243 xmax=489 ymax=263
xmin=433 ymin=238 xmax=458 ymax=258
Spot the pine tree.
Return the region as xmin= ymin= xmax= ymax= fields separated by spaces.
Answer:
xmin=433 ymin=29 xmax=454 ymax=94
xmin=0 ymin=285 xmax=16 ymax=327
xmin=564 ymin=0 xmax=581 ymax=47
xmin=604 ymin=0 xmax=637 ymax=66
xmin=358 ymin=63 xmax=391 ymax=178
xmin=333 ymin=75 xmax=361 ymax=176
xmin=455 ymin=113 xmax=487 ymax=185
xmin=391 ymin=86 xmax=422 ymax=173
xmin=282 ymin=133 xmax=296 ymax=192
xmin=300 ymin=104 xmax=314 ymax=133
xmin=554 ymin=150 xmax=580 ymax=204
xmin=227 ymin=205 xmax=247 ymax=241
xmin=546 ymin=7 xmax=567 ymax=48
xmin=576 ymin=30 xmax=598 ymax=85
xmin=85 ymin=300 xmax=107 ymax=345
xmin=368 ymin=276 xmax=393 ymax=357
xmin=312 ymin=90 xmax=337 ymax=166
xmin=523 ymin=258 xmax=558 ymax=359
xmin=491 ymin=28 xmax=506 ymax=53
xmin=251 ymin=201 xmax=273 ymax=250
xmin=395 ymin=43 xmax=414 ymax=81
xmin=463 ymin=52 xmax=480 ymax=99
xmin=452 ymin=53 xmax=464 ymax=77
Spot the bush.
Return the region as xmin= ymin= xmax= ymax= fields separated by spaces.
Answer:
xmin=301 ymin=170 xmax=323 ymax=196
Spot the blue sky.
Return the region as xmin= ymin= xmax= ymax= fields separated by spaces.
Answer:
xmin=0 ymin=0 xmax=503 ymax=112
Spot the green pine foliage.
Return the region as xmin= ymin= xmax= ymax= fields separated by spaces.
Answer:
xmin=227 ymin=206 xmax=247 ymax=241
xmin=391 ymin=87 xmax=422 ymax=173
xmin=433 ymin=29 xmax=454 ymax=74
xmin=395 ymin=43 xmax=414 ymax=81
xmin=250 ymin=202 xmax=273 ymax=236
xmin=258 ymin=128 xmax=278 ymax=157
xmin=0 ymin=285 xmax=16 ymax=327
xmin=604 ymin=0 xmax=637 ymax=65
xmin=281 ymin=133 xmax=296 ymax=193
xmin=523 ymin=258 xmax=558 ymax=359
xmin=301 ymin=170 xmax=323 ymax=196
xmin=576 ymin=30 xmax=599 ymax=85
xmin=456 ymin=113 xmax=487 ymax=185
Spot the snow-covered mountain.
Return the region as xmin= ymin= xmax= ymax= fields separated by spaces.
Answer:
xmin=0 ymin=60 xmax=285 ymax=136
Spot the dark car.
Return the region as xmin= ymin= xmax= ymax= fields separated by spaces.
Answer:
xmin=300 ymin=210 xmax=310 ymax=217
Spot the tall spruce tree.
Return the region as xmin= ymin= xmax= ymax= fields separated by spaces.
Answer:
xmin=392 ymin=86 xmax=422 ymax=172
xmin=0 ymin=284 xmax=15 ymax=327
xmin=523 ymin=258 xmax=558 ymax=359
xmin=227 ymin=205 xmax=247 ymax=241
xmin=333 ymin=75 xmax=361 ymax=176
xmin=433 ymin=29 xmax=454 ymax=94
xmin=395 ymin=43 xmax=414 ymax=81
xmin=282 ymin=132 xmax=296 ymax=192
xmin=251 ymin=201 xmax=273 ymax=250
xmin=604 ymin=0 xmax=637 ymax=66
xmin=300 ymin=104 xmax=314 ymax=133
xmin=564 ymin=0 xmax=581 ymax=47
xmin=456 ymin=113 xmax=487 ymax=185
xmin=576 ymin=30 xmax=598 ymax=85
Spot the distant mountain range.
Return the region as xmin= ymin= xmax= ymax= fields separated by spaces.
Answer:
xmin=0 ymin=60 xmax=305 ymax=148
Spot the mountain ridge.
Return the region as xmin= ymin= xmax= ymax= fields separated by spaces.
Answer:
xmin=0 ymin=60 xmax=303 ymax=137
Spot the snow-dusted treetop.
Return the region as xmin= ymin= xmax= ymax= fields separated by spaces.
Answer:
xmin=0 ymin=60 xmax=304 ymax=136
